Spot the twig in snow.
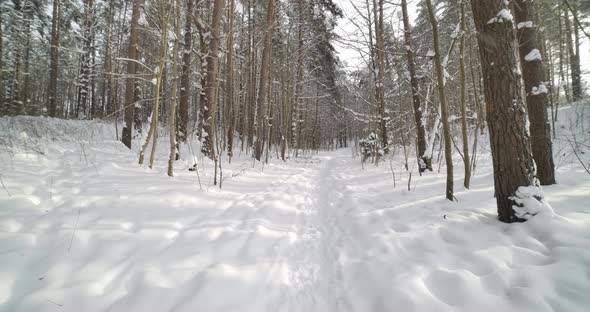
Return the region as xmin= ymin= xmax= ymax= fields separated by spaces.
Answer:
xmin=68 ymin=208 xmax=81 ymax=253
xmin=566 ymin=136 xmax=590 ymax=174
xmin=49 ymin=176 xmax=53 ymax=200
xmin=389 ymin=160 xmax=396 ymax=189
xmin=79 ymin=143 xmax=89 ymax=165
xmin=0 ymin=174 xmax=11 ymax=197
xmin=231 ymin=167 xmax=249 ymax=178
xmin=47 ymin=299 xmax=63 ymax=307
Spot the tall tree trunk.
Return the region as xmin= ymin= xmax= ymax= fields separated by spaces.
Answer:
xmin=201 ymin=0 xmax=224 ymax=159
xmin=373 ymin=0 xmax=387 ymax=150
xmin=47 ymin=0 xmax=61 ymax=117
xmin=0 ymin=5 xmax=4 ymax=114
xmin=514 ymin=0 xmax=556 ymax=185
xmin=471 ymin=0 xmax=541 ymax=223
xmin=9 ymin=0 xmax=29 ymax=116
xmin=168 ymin=0 xmax=181 ymax=176
xmin=563 ymin=6 xmax=581 ymax=101
xmin=122 ymin=0 xmax=141 ymax=149
xmin=254 ymin=0 xmax=276 ymax=161
xmin=23 ymin=25 xmax=31 ymax=114
xmin=246 ymin=0 xmax=256 ymax=151
xmin=147 ymin=0 xmax=173 ymax=169
xmin=103 ymin=0 xmax=115 ymax=117
xmin=426 ymin=0 xmax=453 ymax=201
xmin=459 ymin=0 xmax=471 ymax=189
xmin=265 ymin=48 xmax=275 ymax=164
xmin=401 ymin=0 xmax=430 ymax=172
xmin=280 ymin=31 xmax=292 ymax=161
xmin=558 ymin=10 xmax=571 ymax=105
xmin=77 ymin=0 xmax=95 ymax=119
xmin=178 ymin=0 xmax=193 ymax=146
xmin=226 ymin=0 xmax=236 ymax=161
xmin=293 ymin=0 xmax=305 ymax=157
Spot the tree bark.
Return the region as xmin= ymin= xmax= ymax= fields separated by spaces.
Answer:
xmin=254 ymin=0 xmax=276 ymax=161
xmin=47 ymin=0 xmax=61 ymax=117
xmin=373 ymin=0 xmax=387 ymax=149
xmin=122 ymin=0 xmax=141 ymax=149
xmin=563 ymin=6 xmax=581 ymax=101
xmin=514 ymin=0 xmax=556 ymax=185
xmin=9 ymin=0 xmax=29 ymax=116
xmin=459 ymin=0 xmax=471 ymax=189
xmin=401 ymin=0 xmax=430 ymax=172
xmin=201 ymin=0 xmax=224 ymax=159
xmin=293 ymin=0 xmax=305 ymax=158
xmin=426 ymin=0 xmax=453 ymax=201
xmin=0 ymin=5 xmax=4 ymax=114
xmin=178 ymin=0 xmax=193 ymax=146
xmin=226 ymin=0 xmax=236 ymax=162
xmin=147 ymin=0 xmax=173 ymax=169
xmin=76 ymin=0 xmax=95 ymax=119
xmin=168 ymin=0 xmax=181 ymax=176
xmin=471 ymin=0 xmax=540 ymax=223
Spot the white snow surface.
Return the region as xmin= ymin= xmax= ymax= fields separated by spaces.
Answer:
xmin=1 ymin=104 xmax=590 ymax=312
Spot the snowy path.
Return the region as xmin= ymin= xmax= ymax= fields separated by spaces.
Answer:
xmin=1 ymin=117 xmax=590 ymax=312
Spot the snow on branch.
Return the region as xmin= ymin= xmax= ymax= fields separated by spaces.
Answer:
xmin=487 ymin=9 xmax=513 ymax=24
xmin=524 ymin=49 xmax=542 ymax=62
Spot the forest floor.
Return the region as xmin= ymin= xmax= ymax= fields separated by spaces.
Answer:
xmin=1 ymin=104 xmax=590 ymax=312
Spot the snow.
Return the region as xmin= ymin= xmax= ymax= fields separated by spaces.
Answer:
xmin=517 ymin=21 xmax=534 ymax=29
xmin=509 ymin=185 xmax=554 ymax=220
xmin=524 ymin=49 xmax=543 ymax=62
xmin=1 ymin=103 xmax=590 ymax=311
xmin=426 ymin=49 xmax=435 ymax=57
xmin=531 ymin=83 xmax=548 ymax=95
xmin=450 ymin=23 xmax=461 ymax=39
xmin=487 ymin=9 xmax=514 ymax=24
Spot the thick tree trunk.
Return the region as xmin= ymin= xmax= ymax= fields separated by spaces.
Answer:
xmin=168 ymin=0 xmax=181 ymax=176
xmin=47 ymin=0 xmax=61 ymax=117
xmin=201 ymin=0 xmax=224 ymax=159
xmin=23 ymin=26 xmax=31 ymax=114
xmin=0 ymin=6 xmax=4 ymax=113
xmin=293 ymin=0 xmax=305 ymax=157
xmin=226 ymin=0 xmax=236 ymax=161
xmin=563 ymin=6 xmax=581 ymax=101
xmin=514 ymin=0 xmax=556 ymax=185
xmin=76 ymin=0 xmax=95 ymax=119
xmin=103 ymin=0 xmax=115 ymax=117
xmin=471 ymin=0 xmax=540 ymax=223
xmin=373 ymin=0 xmax=387 ymax=149
xmin=178 ymin=0 xmax=193 ymax=145
xmin=401 ymin=0 xmax=430 ymax=172
xmin=254 ymin=0 xmax=276 ymax=161
xmin=426 ymin=0 xmax=453 ymax=201
xmin=459 ymin=0 xmax=471 ymax=189
xmin=122 ymin=0 xmax=141 ymax=149
xmin=246 ymin=0 xmax=256 ymax=151
xmin=10 ymin=0 xmax=29 ymax=116
xmin=147 ymin=0 xmax=173 ymax=169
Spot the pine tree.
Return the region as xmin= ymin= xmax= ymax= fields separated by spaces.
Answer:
xmin=470 ymin=0 xmax=541 ymax=223
xmin=514 ymin=0 xmax=556 ymax=185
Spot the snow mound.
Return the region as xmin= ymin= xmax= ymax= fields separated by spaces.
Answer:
xmin=510 ymin=185 xmax=554 ymax=221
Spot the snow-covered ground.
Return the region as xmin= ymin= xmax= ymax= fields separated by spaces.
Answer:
xmin=1 ymin=103 xmax=590 ymax=312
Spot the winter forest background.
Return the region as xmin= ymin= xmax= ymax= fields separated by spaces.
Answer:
xmin=1 ymin=0 xmax=590 ymax=311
